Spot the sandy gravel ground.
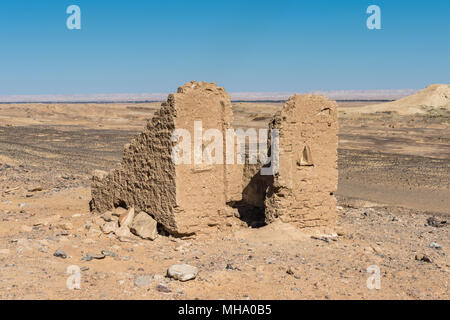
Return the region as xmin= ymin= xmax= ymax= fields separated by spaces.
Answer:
xmin=0 ymin=101 xmax=448 ymax=299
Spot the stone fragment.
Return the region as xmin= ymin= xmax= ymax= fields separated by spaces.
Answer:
xmin=415 ymin=254 xmax=432 ymax=263
xmin=118 ymin=208 xmax=135 ymax=228
xmin=130 ymin=212 xmax=158 ymax=240
xmin=101 ymin=250 xmax=116 ymax=257
xmin=54 ymin=249 xmax=67 ymax=259
xmin=311 ymin=233 xmax=338 ymax=243
xmin=82 ymin=253 xmax=105 ymax=261
xmin=156 ymin=284 xmax=171 ymax=293
xmin=101 ymin=211 xmax=114 ymax=222
xmin=100 ymin=221 xmax=118 ymax=234
xmin=286 ymin=266 xmax=302 ymax=279
xmin=28 ymin=187 xmax=43 ymax=192
xmin=426 ymin=217 xmax=447 ymax=228
xmin=112 ymin=207 xmax=127 ymax=217
xmin=429 ymin=242 xmax=442 ymax=249
xmin=115 ymin=226 xmax=134 ymax=239
xmin=167 ymin=264 xmax=198 ymax=282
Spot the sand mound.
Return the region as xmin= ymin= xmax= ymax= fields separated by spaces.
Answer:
xmin=342 ymin=84 xmax=450 ymax=115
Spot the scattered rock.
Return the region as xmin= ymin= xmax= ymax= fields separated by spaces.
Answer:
xmin=134 ymin=275 xmax=153 ymax=288
xmin=226 ymin=264 xmax=238 ymax=270
xmin=311 ymin=233 xmax=338 ymax=243
xmin=100 ymin=221 xmax=118 ymax=235
xmin=101 ymin=212 xmax=114 ymax=222
xmin=426 ymin=217 xmax=447 ymax=228
xmin=101 ymin=250 xmax=116 ymax=257
xmin=112 ymin=207 xmax=127 ymax=217
xmin=415 ymin=254 xmax=432 ymax=263
xmin=90 ymin=252 xmax=106 ymax=259
xmin=28 ymin=187 xmax=43 ymax=192
xmin=130 ymin=212 xmax=158 ymax=240
xmin=429 ymin=242 xmax=442 ymax=249
xmin=82 ymin=252 xmax=105 ymax=261
xmin=58 ymin=230 xmax=70 ymax=236
xmin=38 ymin=246 xmax=48 ymax=253
xmin=119 ymin=208 xmax=135 ymax=228
xmin=167 ymin=264 xmax=198 ymax=282
xmin=81 ymin=255 xmax=93 ymax=262
xmin=4 ymin=187 xmax=19 ymax=194
xmin=115 ymin=226 xmax=134 ymax=239
xmin=286 ymin=266 xmax=302 ymax=279
xmin=53 ymin=249 xmax=67 ymax=259
xmin=156 ymin=284 xmax=171 ymax=293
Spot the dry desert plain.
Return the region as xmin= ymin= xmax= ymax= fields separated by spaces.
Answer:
xmin=0 ymin=87 xmax=449 ymax=299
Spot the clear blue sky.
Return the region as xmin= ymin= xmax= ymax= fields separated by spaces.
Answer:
xmin=0 ymin=0 xmax=449 ymax=95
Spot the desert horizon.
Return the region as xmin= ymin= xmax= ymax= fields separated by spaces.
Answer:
xmin=0 ymin=88 xmax=419 ymax=103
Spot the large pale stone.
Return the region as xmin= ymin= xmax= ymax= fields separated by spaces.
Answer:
xmin=130 ymin=212 xmax=158 ymax=240
xmin=118 ymin=207 xmax=134 ymax=228
xmin=167 ymin=264 xmax=198 ymax=282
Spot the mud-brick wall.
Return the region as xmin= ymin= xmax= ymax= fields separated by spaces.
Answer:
xmin=91 ymin=81 xmax=243 ymax=235
xmin=264 ymin=94 xmax=338 ymax=228
xmin=170 ymin=81 xmax=242 ymax=234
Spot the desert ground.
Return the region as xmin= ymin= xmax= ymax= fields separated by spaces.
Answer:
xmin=0 ymin=93 xmax=448 ymax=299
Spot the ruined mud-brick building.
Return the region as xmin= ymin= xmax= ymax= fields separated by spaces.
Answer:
xmin=263 ymin=95 xmax=338 ymax=228
xmin=91 ymin=81 xmax=338 ymax=235
xmin=91 ymin=81 xmax=243 ymax=235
